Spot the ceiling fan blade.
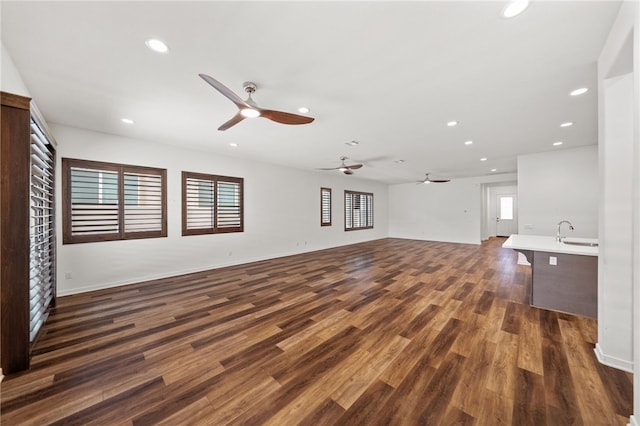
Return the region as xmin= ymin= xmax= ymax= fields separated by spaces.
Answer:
xmin=344 ymin=169 xmax=354 ymax=175
xmin=346 ymin=164 xmax=363 ymax=170
xmin=199 ymin=74 xmax=250 ymax=109
xmin=317 ymin=167 xmax=340 ymax=170
xmin=260 ymin=109 xmax=315 ymax=125
xmin=430 ymin=179 xmax=451 ymax=183
xmin=218 ymin=111 xmax=246 ymax=131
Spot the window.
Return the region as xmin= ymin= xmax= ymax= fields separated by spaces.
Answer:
xmin=321 ymin=187 xmax=332 ymax=226
xmin=499 ymin=196 xmax=514 ymax=220
xmin=182 ymin=171 xmax=243 ymax=236
xmin=345 ymin=190 xmax=373 ymax=231
xmin=62 ymin=158 xmax=167 ymax=244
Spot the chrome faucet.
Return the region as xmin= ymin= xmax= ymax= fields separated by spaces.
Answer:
xmin=556 ymin=220 xmax=574 ymax=242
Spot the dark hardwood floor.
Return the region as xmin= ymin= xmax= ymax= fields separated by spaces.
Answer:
xmin=0 ymin=237 xmax=632 ymax=425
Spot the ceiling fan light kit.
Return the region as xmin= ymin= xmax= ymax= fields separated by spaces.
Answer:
xmin=199 ymin=74 xmax=315 ymax=131
xmin=319 ymin=156 xmax=363 ymax=175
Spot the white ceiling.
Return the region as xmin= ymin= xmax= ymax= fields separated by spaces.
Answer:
xmin=1 ymin=1 xmax=620 ymax=184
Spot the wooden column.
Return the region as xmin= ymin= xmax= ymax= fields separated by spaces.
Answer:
xmin=1 ymin=91 xmax=32 ymax=374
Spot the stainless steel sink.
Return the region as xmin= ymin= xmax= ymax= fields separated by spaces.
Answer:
xmin=562 ymin=240 xmax=598 ymax=247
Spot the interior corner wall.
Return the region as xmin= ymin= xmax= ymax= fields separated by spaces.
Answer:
xmin=517 ymin=146 xmax=598 ymax=238
xmin=388 ymin=173 xmax=516 ymax=245
xmin=53 ymin=124 xmax=389 ymax=296
xmin=596 ymin=3 xmax=638 ymax=419
xmin=1 ymin=43 xmax=30 ymax=97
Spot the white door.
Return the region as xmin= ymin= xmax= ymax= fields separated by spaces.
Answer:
xmin=496 ymin=194 xmax=518 ymax=237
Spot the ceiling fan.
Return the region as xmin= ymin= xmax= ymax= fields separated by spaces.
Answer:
xmin=417 ymin=173 xmax=451 ymax=184
xmin=319 ymin=157 xmax=363 ymax=175
xmin=199 ymin=74 xmax=315 ymax=131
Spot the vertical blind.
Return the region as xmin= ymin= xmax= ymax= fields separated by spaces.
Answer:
xmin=183 ymin=171 xmax=243 ymax=235
xmin=63 ymin=159 xmax=167 ymax=243
xmin=345 ymin=190 xmax=374 ymax=231
xmin=321 ymin=187 xmax=332 ymax=226
xmin=29 ymin=118 xmax=56 ymax=342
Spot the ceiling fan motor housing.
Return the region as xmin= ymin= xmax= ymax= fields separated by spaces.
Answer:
xmin=243 ymin=82 xmax=257 ymax=94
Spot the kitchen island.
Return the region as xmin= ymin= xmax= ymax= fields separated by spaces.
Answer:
xmin=502 ymin=235 xmax=598 ymax=318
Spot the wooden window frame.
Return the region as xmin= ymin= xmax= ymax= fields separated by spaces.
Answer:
xmin=182 ymin=171 xmax=244 ymax=236
xmin=344 ymin=190 xmax=374 ymax=231
xmin=62 ymin=158 xmax=167 ymax=244
xmin=321 ymin=187 xmax=332 ymax=227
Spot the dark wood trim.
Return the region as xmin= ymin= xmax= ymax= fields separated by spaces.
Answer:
xmin=320 ymin=187 xmax=332 ymax=227
xmin=182 ymin=171 xmax=244 ymax=236
xmin=1 ymin=91 xmax=31 ymax=110
xmin=344 ymin=189 xmax=374 ymax=231
xmin=1 ymin=92 xmax=31 ymax=373
xmin=62 ymin=158 xmax=167 ymax=244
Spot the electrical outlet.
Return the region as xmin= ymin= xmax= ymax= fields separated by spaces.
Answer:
xmin=65 ymin=272 xmax=72 ymax=279
xmin=549 ymin=256 xmax=557 ymax=266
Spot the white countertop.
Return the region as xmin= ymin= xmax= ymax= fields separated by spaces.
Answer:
xmin=502 ymin=234 xmax=598 ymax=257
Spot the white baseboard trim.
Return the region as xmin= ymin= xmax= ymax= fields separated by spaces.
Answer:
xmin=57 ymin=248 xmax=314 ymax=296
xmin=594 ymin=343 xmax=634 ymax=373
xmin=56 ymin=238 xmax=386 ymax=296
xmin=628 ymin=415 xmax=638 ymax=426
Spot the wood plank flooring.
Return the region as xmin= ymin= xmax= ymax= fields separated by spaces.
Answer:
xmin=1 ymin=237 xmax=633 ymax=425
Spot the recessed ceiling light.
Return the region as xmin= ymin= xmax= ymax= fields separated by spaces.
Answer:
xmin=298 ymin=107 xmax=310 ymax=114
xmin=560 ymin=122 xmax=573 ymax=127
xmin=345 ymin=140 xmax=359 ymax=146
xmin=121 ymin=118 xmax=134 ymax=124
xmin=480 ymin=157 xmax=487 ymax=161
xmin=464 ymin=140 xmax=473 ymax=145
xmin=491 ymin=168 xmax=497 ymax=172
xmin=553 ymin=141 xmax=563 ymax=146
xmin=502 ymin=0 xmax=529 ymax=18
xmin=394 ymin=159 xmax=405 ymax=164
xmin=570 ymin=88 xmax=589 ymax=96
xmin=447 ymin=121 xmax=458 ymax=127
xmin=229 ymin=143 xmax=238 ymax=147
xmin=145 ymin=38 xmax=169 ymax=53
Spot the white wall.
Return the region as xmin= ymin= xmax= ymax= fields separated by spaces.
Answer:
xmin=596 ymin=6 xmax=638 ymax=417
xmin=1 ymin=43 xmax=30 ymax=96
xmin=53 ymin=124 xmax=388 ymax=295
xmin=388 ymin=173 xmax=516 ymax=245
xmin=597 ymin=72 xmax=634 ymax=373
xmin=517 ymin=146 xmax=598 ymax=238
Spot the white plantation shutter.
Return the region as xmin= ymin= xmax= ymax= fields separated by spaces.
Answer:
xmin=217 ymin=180 xmax=242 ymax=229
xmin=345 ymin=190 xmax=374 ymax=231
xmin=123 ymin=172 xmax=164 ymax=234
xmin=185 ymin=177 xmax=215 ymax=230
xmin=321 ymin=187 xmax=332 ymax=226
xmin=63 ymin=159 xmax=166 ymax=243
xmin=29 ymin=118 xmax=56 ymax=342
xmin=69 ymin=167 xmax=119 ymax=237
xmin=182 ymin=171 xmax=243 ymax=235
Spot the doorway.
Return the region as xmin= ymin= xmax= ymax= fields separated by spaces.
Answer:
xmin=481 ymin=182 xmax=518 ymax=240
xmin=496 ymin=194 xmax=518 ymax=237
